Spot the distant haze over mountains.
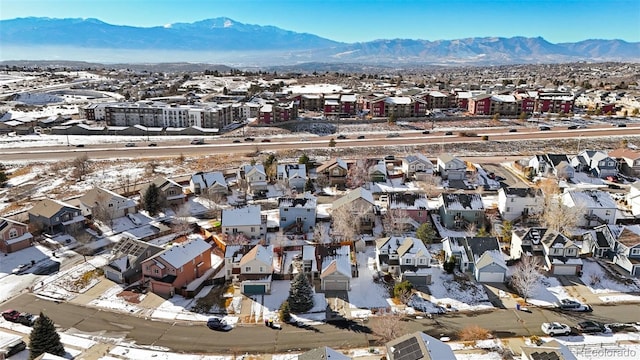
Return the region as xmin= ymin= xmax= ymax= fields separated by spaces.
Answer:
xmin=2 ymin=17 xmax=638 ymax=66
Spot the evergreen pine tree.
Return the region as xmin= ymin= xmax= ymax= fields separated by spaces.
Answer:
xmin=287 ymin=272 xmax=314 ymax=313
xmin=29 ymin=312 xmax=65 ymax=360
xmin=143 ymin=183 xmax=161 ymax=216
xmin=279 ymin=300 xmax=291 ymax=322
xmin=304 ymin=178 xmax=314 ymax=193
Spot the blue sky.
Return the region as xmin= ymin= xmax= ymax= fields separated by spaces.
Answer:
xmin=1 ymin=0 xmax=639 ymax=43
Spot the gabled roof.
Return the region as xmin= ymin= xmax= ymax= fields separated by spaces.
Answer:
xmin=190 ymin=171 xmax=227 ymax=189
xmin=317 ymin=158 xmax=348 ymax=172
xmin=609 ymin=148 xmax=640 ymax=160
xmin=475 ymin=250 xmax=507 ymax=270
xmin=0 ymin=217 xmax=27 ymax=232
xmin=403 ymin=153 xmax=432 ymax=166
xmin=465 ymin=237 xmax=501 ymax=260
xmin=278 ymin=193 xmax=317 ymax=209
xmin=617 ymin=227 xmax=640 ymax=247
xmin=389 ymin=193 xmax=429 ymax=211
xmin=386 ymin=331 xmax=456 ymax=360
xmin=545 ymin=154 xmax=570 ymax=167
xmin=438 ymin=153 xmax=464 ymax=166
xmin=441 ymin=193 xmax=484 ymax=211
xmin=298 ymin=346 xmax=351 ymax=360
xmin=79 ymin=187 xmax=136 ymax=210
xmin=541 ymin=231 xmax=575 ymax=249
xmin=149 ymin=237 xmax=211 ymax=269
xmin=29 ymin=198 xmax=80 ymax=218
xmin=332 ymin=187 xmax=375 ymax=210
xmin=239 ymin=244 xmax=273 ymax=267
xmin=565 ymin=190 xmax=616 ymax=209
xmin=321 ymin=246 xmax=352 ymax=279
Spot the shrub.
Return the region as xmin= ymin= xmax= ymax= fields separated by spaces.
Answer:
xmin=458 ymin=325 xmax=491 ymax=341
xmin=279 ymin=300 xmax=291 ymax=322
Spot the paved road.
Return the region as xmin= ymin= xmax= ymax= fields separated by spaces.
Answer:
xmin=1 ymin=125 xmax=638 ymax=162
xmin=4 ymin=293 xmax=639 ymax=354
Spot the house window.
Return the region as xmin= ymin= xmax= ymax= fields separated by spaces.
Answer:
xmin=251 ymin=227 xmax=255 ymax=232
xmin=8 ymin=229 xmax=18 ymax=238
xmin=419 ymin=258 xmax=425 ymax=264
xmin=632 ymin=248 xmax=640 ymax=256
xmin=259 ymin=266 xmax=264 ymax=272
xmin=245 ymin=266 xmax=251 ymax=272
xmin=154 ymin=269 xmax=159 ymax=274
xmin=284 ymin=208 xmax=289 ymax=212
xmin=108 ymin=203 xmax=113 ymax=207
xmin=506 ymin=207 xmax=511 ymax=212
xmin=605 ymin=210 xmax=611 ymax=216
xmin=281 ymin=217 xmax=287 ymax=222
xmin=405 ymin=258 xmax=411 ymax=264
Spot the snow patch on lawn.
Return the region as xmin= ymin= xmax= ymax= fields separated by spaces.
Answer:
xmin=580 ymin=260 xmax=640 ymax=294
xmin=428 ymin=268 xmax=494 ymax=312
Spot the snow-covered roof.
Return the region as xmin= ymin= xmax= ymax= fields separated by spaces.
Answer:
xmin=475 ymin=250 xmax=507 ymax=270
xmin=221 ymin=205 xmax=262 ymax=227
xmin=321 ymin=246 xmax=352 ymax=279
xmin=190 ymin=171 xmax=227 ymax=190
xmin=333 ymin=187 xmax=375 ymax=210
xmin=239 ymin=244 xmax=273 ymax=267
xmin=567 ymin=190 xmax=617 ymax=209
xmin=385 ymin=96 xmax=412 ymax=105
xmin=340 ymin=94 xmax=356 ymax=102
xmin=154 ymin=237 xmax=211 ymax=269
xmin=441 ymin=193 xmax=484 ymax=211
xmin=491 ymin=94 xmax=516 ymax=102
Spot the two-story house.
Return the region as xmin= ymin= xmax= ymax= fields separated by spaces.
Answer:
xmin=497 ymin=187 xmax=543 ymax=222
xmin=438 ymin=193 xmax=485 ymax=230
xmin=510 ymin=227 xmax=548 ymax=259
xmin=141 ymin=237 xmax=212 ymax=298
xmin=561 ymin=190 xmax=617 ymax=227
xmin=103 ymin=237 xmax=164 ymax=284
xmin=609 ymin=148 xmax=640 ymax=176
xmin=28 ymin=198 xmax=85 ymax=234
xmin=221 ymin=205 xmax=266 ymax=241
xmin=237 ymin=164 xmax=268 ymax=194
xmin=368 ymin=161 xmax=388 ymax=183
xmin=529 ymin=154 xmax=574 ymax=179
xmin=189 ymin=171 xmax=228 ymax=195
xmin=611 ymin=226 xmax=640 ymax=277
xmin=375 ymin=236 xmax=432 ymax=285
xmin=140 ymin=177 xmax=186 ymax=208
xmin=276 ymin=164 xmax=307 ymax=192
xmin=387 ymin=193 xmax=429 ymax=230
xmin=571 ymin=150 xmax=618 ymax=179
xmin=332 ymin=187 xmax=377 ymax=234
xmin=320 ymin=245 xmax=353 ymax=291
xmin=582 ymin=224 xmax=616 ymax=258
xmin=437 ymin=154 xmax=466 ymax=180
xmin=316 ymin=158 xmax=348 ymax=189
xmin=238 ymin=244 xmax=274 ymax=294
xmin=278 ymin=193 xmax=317 ymax=234
xmin=402 ymin=154 xmax=434 ymax=181
xmin=0 ymin=217 xmax=33 ymax=253
xmin=442 ymin=236 xmax=506 ymax=282
xmin=541 ymin=231 xmax=582 ymax=275
xmin=78 ymin=187 xmax=137 ymax=219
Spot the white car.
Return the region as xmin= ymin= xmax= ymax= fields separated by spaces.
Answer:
xmin=11 ymin=263 xmax=32 ymax=275
xmin=541 ymin=322 xmax=571 ymax=336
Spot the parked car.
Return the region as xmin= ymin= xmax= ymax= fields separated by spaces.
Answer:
xmin=11 ymin=263 xmax=32 ymax=275
xmin=2 ymin=310 xmax=35 ymax=326
xmin=337 ymin=134 xmax=347 ymax=139
xmin=576 ymin=320 xmax=606 ymax=333
xmin=541 ymin=322 xmax=571 ymax=336
xmin=557 ymin=299 xmax=592 ymax=312
xmin=206 ymin=317 xmax=232 ymax=331
xmin=125 ymin=142 xmax=136 ymax=147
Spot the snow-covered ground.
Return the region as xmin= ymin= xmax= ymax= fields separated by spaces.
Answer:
xmin=427 ymin=268 xmax=495 ymax=312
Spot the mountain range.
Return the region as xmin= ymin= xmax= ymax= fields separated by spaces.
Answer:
xmin=1 ymin=17 xmax=638 ymax=66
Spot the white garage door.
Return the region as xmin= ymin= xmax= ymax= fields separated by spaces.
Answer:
xmin=478 ymin=271 xmax=505 ymax=283
xmin=553 ymin=265 xmax=577 ymax=275
xmin=323 ymin=280 xmax=349 ymax=291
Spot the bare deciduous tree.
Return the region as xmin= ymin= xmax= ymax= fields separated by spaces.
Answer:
xmin=92 ymin=191 xmax=117 ymax=228
xmin=417 ymin=174 xmax=440 ymax=198
xmin=510 ymin=255 xmax=541 ymax=303
xmin=200 ymin=191 xmax=225 ymax=218
xmin=331 ymin=201 xmax=371 ymax=242
xmin=371 ymin=314 xmax=406 ymax=343
xmin=383 ymin=208 xmax=410 ymax=236
xmin=346 ymin=159 xmax=370 ymax=189
xmin=72 ymin=154 xmax=90 ymax=181
xmin=171 ymin=205 xmax=193 ymax=236
xmin=225 ymin=232 xmax=249 ymax=245
xmin=116 ymin=172 xmax=141 ymax=196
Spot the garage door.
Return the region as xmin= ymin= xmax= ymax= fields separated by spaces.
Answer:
xmin=243 ymin=284 xmax=266 ymax=295
xmin=478 ymin=271 xmax=505 ymax=283
xmin=553 ymin=266 xmax=577 ymax=275
xmin=323 ymin=280 xmax=349 ymax=291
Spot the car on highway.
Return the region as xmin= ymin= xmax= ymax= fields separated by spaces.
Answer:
xmin=261 ymin=139 xmax=271 ymax=142
xmin=357 ymin=135 xmax=365 ymax=139
xmin=422 ymin=130 xmax=430 ymax=134
xmin=125 ymin=142 xmax=136 ymax=147
xmin=147 ymin=143 xmax=157 ymax=147
xmin=75 ymin=144 xmax=85 ymax=148
xmin=244 ymin=137 xmax=255 ymax=142
xmin=190 ymin=138 xmax=205 ymax=145
xmin=444 ymin=131 xmax=453 ymax=135
xmin=567 ymin=125 xmax=578 ymax=129
xmin=337 ymin=134 xmax=347 ymax=139
xmin=539 ymin=126 xmax=551 ymax=131
xmin=541 ymin=322 xmax=571 ymax=336
xmin=386 ymin=133 xmax=400 ymax=138
xmin=576 ymin=321 xmax=606 ymax=334
xmin=557 ymin=299 xmax=592 ymax=312
xmin=508 ymin=128 xmax=517 ymax=132
xmin=206 ymin=317 xmax=232 ymax=332
xmin=232 ymin=139 xmax=241 ymax=143
xmin=613 ymin=123 xmax=627 ymax=127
